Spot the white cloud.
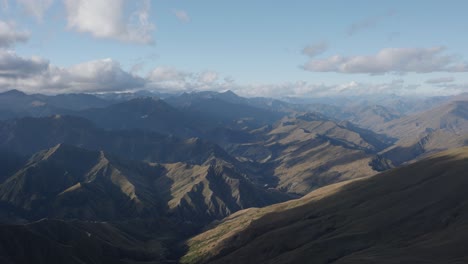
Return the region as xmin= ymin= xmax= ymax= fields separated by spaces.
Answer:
xmin=303 ymin=47 xmax=468 ymax=74
xmin=64 ymin=0 xmax=155 ymax=44
xmin=173 ymin=9 xmax=190 ymax=23
xmin=1 ymin=51 xmax=463 ymax=97
xmin=62 ymin=58 xmax=145 ymax=91
xmin=425 ymin=76 xmax=454 ymax=84
xmin=0 ymin=49 xmax=49 ymax=78
xmin=0 ymin=52 xmax=144 ymax=93
xmin=302 ymin=42 xmax=328 ymax=58
xmin=16 ymin=0 xmax=54 ymax=21
xmin=147 ymin=66 xmax=191 ymax=82
xmin=0 ymin=20 xmax=29 ymax=47
xmin=198 ymin=71 xmax=218 ymax=84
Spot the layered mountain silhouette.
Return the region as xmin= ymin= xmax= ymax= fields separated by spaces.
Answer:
xmin=165 ymin=91 xmax=284 ymax=130
xmin=0 ymin=89 xmax=111 ymax=119
xmin=76 ymin=97 xmax=202 ymax=137
xmin=0 ymin=115 xmax=230 ymax=164
xmin=0 ymin=89 xmax=466 ymax=263
xmin=0 ymin=111 xmax=394 ymax=196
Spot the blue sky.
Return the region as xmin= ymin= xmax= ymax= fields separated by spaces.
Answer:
xmin=1 ymin=0 xmax=468 ymax=97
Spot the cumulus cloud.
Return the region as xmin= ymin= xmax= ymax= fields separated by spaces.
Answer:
xmin=61 ymin=58 xmax=145 ymax=91
xmin=0 ymin=50 xmax=49 ymax=78
xmin=173 ymin=9 xmax=190 ymax=23
xmin=64 ymin=0 xmax=155 ymax=44
xmin=16 ymin=0 xmax=54 ymax=21
xmin=425 ymin=76 xmax=454 ymax=84
xmin=0 ymin=51 xmax=144 ymax=93
xmin=302 ymin=42 xmax=328 ymax=58
xmin=0 ymin=20 xmax=29 ymax=47
xmin=303 ymin=47 xmax=468 ymax=74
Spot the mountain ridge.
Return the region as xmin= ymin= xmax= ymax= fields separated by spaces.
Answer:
xmin=182 ymin=147 xmax=468 ymax=264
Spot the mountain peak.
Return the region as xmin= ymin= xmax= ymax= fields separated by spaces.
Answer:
xmin=221 ymin=90 xmax=237 ymax=96
xmin=1 ymin=89 xmax=27 ymax=96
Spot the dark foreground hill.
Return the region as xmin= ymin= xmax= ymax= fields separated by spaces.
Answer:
xmin=182 ymin=147 xmax=468 ymax=264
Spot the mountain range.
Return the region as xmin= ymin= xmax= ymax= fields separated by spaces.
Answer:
xmin=0 ymin=88 xmax=466 ymax=263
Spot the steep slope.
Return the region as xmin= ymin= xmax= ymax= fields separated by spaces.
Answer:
xmin=378 ymin=100 xmax=468 ymax=140
xmin=0 ymin=144 xmax=290 ymax=224
xmin=183 ymin=147 xmax=468 ymax=264
xmin=156 ymin=158 xmax=290 ymax=224
xmin=0 ymin=144 xmax=165 ymax=221
xmin=230 ymin=113 xmax=393 ymax=194
xmin=346 ymin=104 xmax=402 ymax=130
xmin=379 ymin=100 xmax=468 ymax=165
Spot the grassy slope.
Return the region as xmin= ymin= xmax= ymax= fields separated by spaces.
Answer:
xmin=183 ymin=147 xmax=468 ymax=264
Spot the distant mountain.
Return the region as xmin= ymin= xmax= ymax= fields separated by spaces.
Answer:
xmin=0 ymin=89 xmax=111 ymax=120
xmin=378 ymin=100 xmax=468 ymax=140
xmin=226 ymin=112 xmax=393 ymax=195
xmin=379 ymin=100 xmax=468 ymax=165
xmin=165 ymin=91 xmax=284 ymax=129
xmin=183 ymin=147 xmax=468 ymax=264
xmin=34 ymin=93 xmax=112 ymax=110
xmin=166 ymin=91 xmax=249 ymax=107
xmin=0 ymin=115 xmax=230 ymax=164
xmin=284 ymin=93 xmax=452 ymax=116
xmin=0 ymin=90 xmax=63 ymax=119
xmin=345 ymin=104 xmax=402 ymax=130
xmin=300 ymin=103 xmax=402 ymax=132
xmin=76 ymin=97 xmax=201 ymax=137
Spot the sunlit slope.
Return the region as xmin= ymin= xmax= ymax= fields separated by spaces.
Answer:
xmin=183 ymin=147 xmax=468 ymax=264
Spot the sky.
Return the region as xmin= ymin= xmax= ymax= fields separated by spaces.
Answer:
xmin=1 ymin=0 xmax=468 ymax=98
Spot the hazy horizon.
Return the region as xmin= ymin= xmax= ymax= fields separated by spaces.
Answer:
xmin=1 ymin=0 xmax=468 ymax=98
